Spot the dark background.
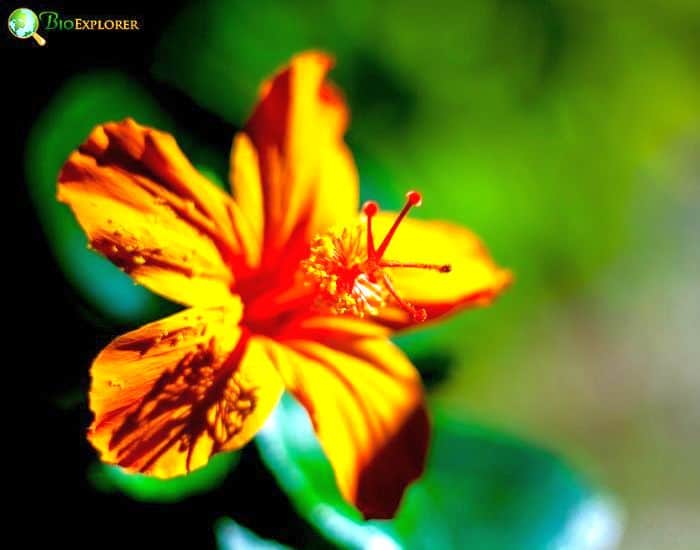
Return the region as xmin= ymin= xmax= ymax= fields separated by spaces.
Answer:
xmin=7 ymin=1 xmax=323 ymax=547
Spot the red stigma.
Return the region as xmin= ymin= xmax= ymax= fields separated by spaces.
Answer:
xmin=362 ymin=201 xmax=379 ymax=216
xmin=406 ymin=190 xmax=422 ymax=206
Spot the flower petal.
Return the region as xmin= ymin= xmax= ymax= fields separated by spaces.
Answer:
xmin=230 ymin=51 xmax=359 ymax=273
xmin=372 ymin=213 xmax=512 ymax=328
xmin=88 ymin=304 xmax=283 ymax=478
xmin=58 ymin=119 xmax=259 ymax=307
xmin=259 ymin=316 xmax=429 ymax=519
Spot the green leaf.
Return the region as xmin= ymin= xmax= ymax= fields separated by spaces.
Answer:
xmin=88 ymin=451 xmax=239 ymax=503
xmin=216 ymin=518 xmax=291 ymax=550
xmin=256 ymin=394 xmax=622 ymax=550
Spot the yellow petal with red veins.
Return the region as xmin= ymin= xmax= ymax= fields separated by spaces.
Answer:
xmin=372 ymin=213 xmax=512 ymax=328
xmin=58 ymin=119 xmax=260 ymax=307
xmin=230 ymin=51 xmax=359 ymax=272
xmin=88 ymin=304 xmax=283 ymax=478
xmin=259 ymin=316 xmax=429 ymax=519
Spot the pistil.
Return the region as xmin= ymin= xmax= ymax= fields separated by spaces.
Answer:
xmin=302 ymin=191 xmax=452 ymax=322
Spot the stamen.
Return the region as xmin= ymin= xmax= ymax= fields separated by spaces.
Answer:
xmin=304 ymin=189 xmax=450 ymax=323
xmin=375 ymin=191 xmax=422 ymax=259
xmin=380 ymin=261 xmax=452 ymax=273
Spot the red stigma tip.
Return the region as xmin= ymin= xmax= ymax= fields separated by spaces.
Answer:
xmin=362 ymin=201 xmax=379 ymax=216
xmin=411 ymin=308 xmax=428 ymax=322
xmin=406 ymin=190 xmax=422 ymax=206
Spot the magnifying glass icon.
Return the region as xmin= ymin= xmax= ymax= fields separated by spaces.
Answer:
xmin=8 ymin=8 xmax=47 ymax=46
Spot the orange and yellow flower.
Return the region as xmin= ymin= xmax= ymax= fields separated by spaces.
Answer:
xmin=57 ymin=51 xmax=511 ymax=519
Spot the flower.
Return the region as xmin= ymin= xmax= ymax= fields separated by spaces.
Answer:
xmin=57 ymin=51 xmax=511 ymax=519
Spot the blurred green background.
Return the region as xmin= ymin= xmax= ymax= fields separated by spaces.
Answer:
xmin=24 ymin=0 xmax=699 ymax=548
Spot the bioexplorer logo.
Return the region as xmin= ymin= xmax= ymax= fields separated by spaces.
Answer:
xmin=7 ymin=7 xmax=142 ymax=45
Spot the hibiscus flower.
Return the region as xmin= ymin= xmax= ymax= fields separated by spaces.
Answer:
xmin=57 ymin=51 xmax=511 ymax=519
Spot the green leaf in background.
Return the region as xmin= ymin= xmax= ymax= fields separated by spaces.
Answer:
xmin=256 ymin=394 xmax=622 ymax=550
xmin=88 ymin=451 xmax=239 ymax=503
xmin=216 ymin=518 xmax=291 ymax=550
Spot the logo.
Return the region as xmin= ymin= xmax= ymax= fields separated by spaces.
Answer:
xmin=7 ymin=8 xmax=142 ymax=45
xmin=8 ymin=8 xmax=46 ymax=45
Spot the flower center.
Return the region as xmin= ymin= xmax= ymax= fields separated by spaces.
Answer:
xmin=302 ymin=191 xmax=451 ymax=322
